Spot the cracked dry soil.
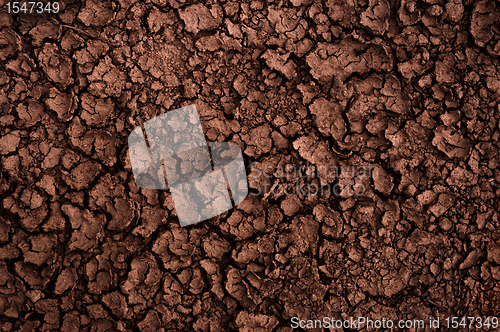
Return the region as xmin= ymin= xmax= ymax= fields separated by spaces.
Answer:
xmin=0 ymin=0 xmax=500 ymax=331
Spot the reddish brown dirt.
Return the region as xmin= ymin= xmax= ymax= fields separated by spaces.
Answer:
xmin=1 ymin=0 xmax=500 ymax=331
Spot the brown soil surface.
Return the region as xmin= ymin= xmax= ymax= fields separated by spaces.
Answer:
xmin=1 ymin=0 xmax=500 ymax=331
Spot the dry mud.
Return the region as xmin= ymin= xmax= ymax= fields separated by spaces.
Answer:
xmin=0 ymin=0 xmax=500 ymax=331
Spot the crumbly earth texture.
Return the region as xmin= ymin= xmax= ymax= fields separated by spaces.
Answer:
xmin=1 ymin=0 xmax=500 ymax=331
